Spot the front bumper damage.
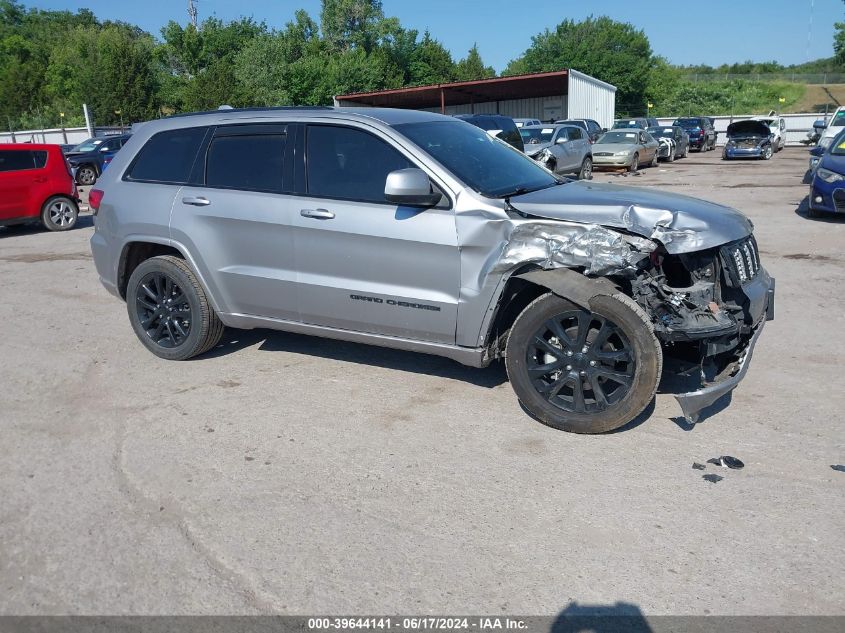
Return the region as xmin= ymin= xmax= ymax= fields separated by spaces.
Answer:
xmin=674 ymin=315 xmax=767 ymax=422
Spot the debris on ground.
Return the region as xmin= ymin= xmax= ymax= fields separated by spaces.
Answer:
xmin=707 ymin=456 xmax=745 ymax=470
xmin=702 ymin=474 xmax=724 ymax=484
xmin=692 ymin=462 xmax=706 ymax=470
xmin=831 ymin=465 xmax=845 ymax=473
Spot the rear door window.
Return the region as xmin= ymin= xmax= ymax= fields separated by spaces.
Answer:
xmin=206 ymin=127 xmax=286 ymax=193
xmin=33 ymin=150 xmax=48 ymax=168
xmin=126 ymin=127 xmax=208 ymax=184
xmin=0 ymin=150 xmax=36 ymax=172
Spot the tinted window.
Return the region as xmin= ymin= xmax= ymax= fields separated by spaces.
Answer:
xmin=396 ymin=120 xmax=558 ymax=198
xmin=0 ymin=150 xmax=35 ymax=172
xmin=206 ymin=134 xmax=285 ymax=192
xmin=306 ymin=125 xmax=412 ymax=203
xmin=127 ymin=127 xmax=207 ymax=184
xmin=33 ymin=150 xmax=48 ymax=168
xmin=568 ymin=127 xmax=583 ymax=140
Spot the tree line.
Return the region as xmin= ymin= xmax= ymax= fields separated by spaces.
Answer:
xmin=2 ymin=0 xmax=844 ymax=130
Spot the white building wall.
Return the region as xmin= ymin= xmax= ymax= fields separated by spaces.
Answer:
xmin=566 ymin=69 xmax=617 ymax=129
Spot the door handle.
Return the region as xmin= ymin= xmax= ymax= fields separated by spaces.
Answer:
xmin=300 ymin=208 xmax=335 ymax=220
xmin=182 ymin=196 xmax=210 ymax=206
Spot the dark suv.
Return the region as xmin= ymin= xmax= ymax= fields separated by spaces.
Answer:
xmin=454 ymin=114 xmax=524 ymax=152
xmin=65 ymin=134 xmax=132 ymax=185
xmin=673 ymin=117 xmax=717 ymax=152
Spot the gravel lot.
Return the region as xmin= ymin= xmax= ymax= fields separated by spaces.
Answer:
xmin=1 ymin=148 xmax=843 ymax=616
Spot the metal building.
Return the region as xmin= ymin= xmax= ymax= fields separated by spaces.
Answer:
xmin=334 ymin=69 xmax=617 ymax=128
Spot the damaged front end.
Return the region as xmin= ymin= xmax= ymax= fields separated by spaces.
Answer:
xmin=498 ymin=186 xmax=775 ymax=422
xmin=629 ymin=235 xmax=774 ymax=421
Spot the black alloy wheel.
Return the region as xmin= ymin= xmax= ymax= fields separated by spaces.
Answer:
xmin=126 ymin=255 xmax=224 ymax=360
xmin=506 ymin=293 xmax=661 ymax=433
xmin=525 ymin=310 xmax=635 ymax=414
xmin=135 ymin=271 xmax=192 ymax=348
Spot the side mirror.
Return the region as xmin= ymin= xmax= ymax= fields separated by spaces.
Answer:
xmin=384 ymin=168 xmax=442 ymax=207
xmin=809 ymin=145 xmax=825 ymax=157
xmin=555 ymin=136 xmax=567 ymax=144
xmin=601 ymin=127 xmax=608 ymax=133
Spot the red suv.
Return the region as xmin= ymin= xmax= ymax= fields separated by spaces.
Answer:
xmin=0 ymin=144 xmax=80 ymax=231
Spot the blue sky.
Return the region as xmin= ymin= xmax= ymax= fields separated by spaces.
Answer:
xmin=28 ymin=0 xmax=842 ymax=71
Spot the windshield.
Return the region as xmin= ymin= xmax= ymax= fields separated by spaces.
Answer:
xmin=396 ymin=120 xmax=558 ymax=198
xmin=597 ymin=131 xmax=640 ymax=144
xmin=829 ymin=128 xmax=845 ymax=155
xmin=673 ymin=118 xmax=700 ymax=129
xmin=70 ymin=138 xmax=104 ymax=152
xmin=648 ymin=127 xmax=674 ymax=139
xmin=613 ymin=120 xmax=644 ymax=129
xmin=520 ymin=127 xmax=555 ymax=144
xmin=830 ymin=111 xmax=845 ymax=128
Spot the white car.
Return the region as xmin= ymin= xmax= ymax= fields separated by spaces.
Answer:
xmin=751 ymin=115 xmax=786 ymax=151
xmin=817 ymin=106 xmax=845 ymax=150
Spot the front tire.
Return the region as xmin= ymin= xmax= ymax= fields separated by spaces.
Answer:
xmin=578 ymin=156 xmax=593 ymax=180
xmin=762 ymin=146 xmax=773 ymax=160
xmin=506 ymin=292 xmax=662 ymax=434
xmin=41 ymin=196 xmax=78 ymax=231
xmin=628 ymin=153 xmax=639 ymax=172
xmin=126 ymin=255 xmax=224 ymax=360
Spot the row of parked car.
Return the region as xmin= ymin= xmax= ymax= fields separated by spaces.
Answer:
xmin=455 ymin=113 xmax=728 ymax=180
xmin=457 ymin=112 xmax=794 ymax=179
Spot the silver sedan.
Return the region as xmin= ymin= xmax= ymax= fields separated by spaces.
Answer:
xmin=592 ymin=129 xmax=659 ymax=172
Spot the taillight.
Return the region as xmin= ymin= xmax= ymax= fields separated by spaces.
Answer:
xmin=89 ymin=188 xmax=104 ymax=215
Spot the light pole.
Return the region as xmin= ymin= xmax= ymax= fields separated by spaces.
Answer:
xmin=115 ymin=109 xmax=124 ymax=131
xmin=59 ymin=112 xmax=67 ymax=144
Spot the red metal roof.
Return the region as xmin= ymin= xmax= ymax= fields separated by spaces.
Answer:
xmin=335 ymin=70 xmax=569 ymax=110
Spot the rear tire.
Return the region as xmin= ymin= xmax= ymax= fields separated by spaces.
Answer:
xmin=505 ymin=292 xmax=662 ymax=434
xmin=578 ymin=156 xmax=593 ymax=180
xmin=41 ymin=196 xmax=78 ymax=231
xmin=126 ymin=255 xmax=224 ymax=361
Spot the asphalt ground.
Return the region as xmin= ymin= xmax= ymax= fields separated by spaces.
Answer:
xmin=1 ymin=147 xmax=843 ymax=616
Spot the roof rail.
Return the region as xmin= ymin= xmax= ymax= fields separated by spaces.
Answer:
xmin=165 ymin=106 xmax=335 ymax=119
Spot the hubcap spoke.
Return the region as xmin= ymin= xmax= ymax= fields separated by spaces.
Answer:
xmin=528 ymin=359 xmax=565 ymax=377
xmin=546 ymin=318 xmax=575 ymax=349
xmin=594 ymin=369 xmax=633 ymax=387
xmin=572 ymin=378 xmax=586 ymax=412
xmin=594 ymin=349 xmax=631 ymax=362
xmin=532 ymin=335 xmax=565 ymax=360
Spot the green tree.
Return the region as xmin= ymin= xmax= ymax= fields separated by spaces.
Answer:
xmin=835 ymin=0 xmax=845 ymax=65
xmin=454 ymin=44 xmax=495 ymax=82
xmin=320 ymin=0 xmax=383 ymax=52
xmin=504 ymin=16 xmax=653 ymax=112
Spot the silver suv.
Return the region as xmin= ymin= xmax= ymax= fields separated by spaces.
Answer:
xmin=520 ymin=124 xmax=592 ymax=179
xmin=90 ymin=107 xmax=774 ymax=433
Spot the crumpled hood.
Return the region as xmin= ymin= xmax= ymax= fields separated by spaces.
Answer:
xmin=508 ymin=181 xmax=753 ymax=254
xmin=523 ymin=142 xmax=552 ymax=155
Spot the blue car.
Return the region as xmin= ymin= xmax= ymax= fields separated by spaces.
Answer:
xmin=65 ymin=134 xmax=131 ymax=186
xmin=808 ymin=128 xmax=845 ymax=217
xmin=722 ymin=120 xmax=773 ymax=160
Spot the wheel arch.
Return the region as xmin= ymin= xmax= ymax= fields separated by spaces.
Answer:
xmin=117 ymin=238 xmax=226 ymax=315
xmin=481 ymin=266 xmax=621 ymax=356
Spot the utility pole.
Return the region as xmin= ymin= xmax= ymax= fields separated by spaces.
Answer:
xmin=187 ymin=0 xmax=198 ymax=28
